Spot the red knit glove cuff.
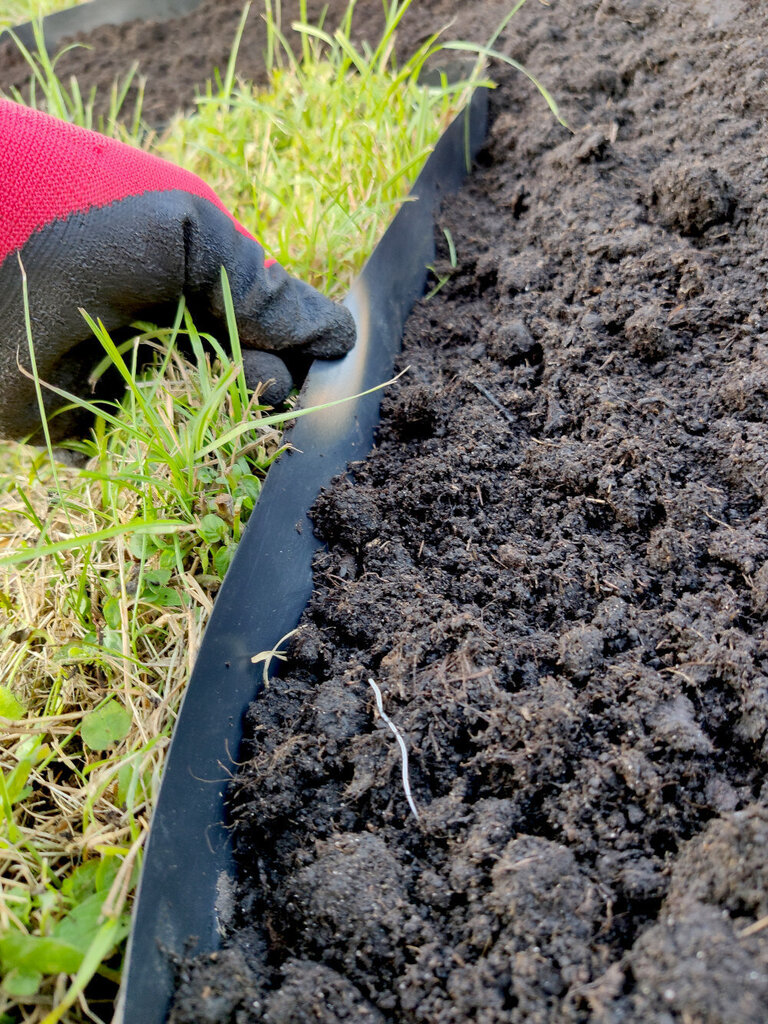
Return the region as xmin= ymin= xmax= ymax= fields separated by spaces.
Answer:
xmin=0 ymin=99 xmax=261 ymax=263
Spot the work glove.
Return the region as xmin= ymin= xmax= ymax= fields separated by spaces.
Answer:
xmin=0 ymin=99 xmax=356 ymax=443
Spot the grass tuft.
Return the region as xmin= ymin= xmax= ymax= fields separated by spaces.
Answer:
xmin=1 ymin=287 xmax=285 ymax=1024
xmin=157 ymin=0 xmax=484 ymax=295
xmin=4 ymin=18 xmax=146 ymax=137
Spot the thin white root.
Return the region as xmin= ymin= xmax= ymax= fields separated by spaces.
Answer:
xmin=367 ymin=677 xmax=420 ymax=821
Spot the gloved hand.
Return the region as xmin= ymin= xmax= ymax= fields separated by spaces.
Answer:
xmin=0 ymin=99 xmax=356 ymax=443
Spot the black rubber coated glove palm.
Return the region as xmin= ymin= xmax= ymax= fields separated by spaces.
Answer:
xmin=0 ymin=99 xmax=356 ymax=443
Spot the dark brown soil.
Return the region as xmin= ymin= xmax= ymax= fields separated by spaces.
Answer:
xmin=5 ymin=0 xmax=768 ymax=1020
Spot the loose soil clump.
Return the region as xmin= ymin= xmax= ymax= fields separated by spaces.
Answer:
xmin=4 ymin=0 xmax=768 ymax=1020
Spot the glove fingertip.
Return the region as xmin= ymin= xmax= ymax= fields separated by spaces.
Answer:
xmin=306 ymin=302 xmax=357 ymax=359
xmin=241 ymin=350 xmax=294 ymax=405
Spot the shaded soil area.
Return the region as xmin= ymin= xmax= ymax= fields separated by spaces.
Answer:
xmin=4 ymin=0 xmax=768 ymax=1020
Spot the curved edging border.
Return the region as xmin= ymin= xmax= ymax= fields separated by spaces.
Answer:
xmin=114 ymin=88 xmax=489 ymax=1024
xmin=4 ymin=0 xmax=205 ymax=50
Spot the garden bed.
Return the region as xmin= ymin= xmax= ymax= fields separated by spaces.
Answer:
xmin=5 ymin=0 xmax=768 ymax=1021
xmin=172 ymin=0 xmax=768 ymax=1020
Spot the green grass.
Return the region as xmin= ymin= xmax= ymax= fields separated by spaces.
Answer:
xmin=157 ymin=0 xmax=482 ymax=295
xmin=3 ymin=16 xmax=146 ymax=137
xmin=0 ymin=2 xmax=507 ymax=1020
xmin=0 ymin=1 xmax=76 ymax=31
xmin=0 ymin=301 xmax=289 ymax=1024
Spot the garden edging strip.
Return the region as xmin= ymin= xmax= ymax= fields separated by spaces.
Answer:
xmin=115 ymin=88 xmax=488 ymax=1024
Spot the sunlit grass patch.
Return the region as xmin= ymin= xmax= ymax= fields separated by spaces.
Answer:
xmin=157 ymin=0 xmax=481 ymax=295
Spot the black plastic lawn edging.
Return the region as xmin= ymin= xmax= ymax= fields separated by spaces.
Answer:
xmin=114 ymin=89 xmax=488 ymax=1024
xmin=5 ymin=0 xmax=205 ymax=50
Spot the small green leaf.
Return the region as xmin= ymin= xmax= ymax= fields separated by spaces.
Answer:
xmin=81 ymin=700 xmax=132 ymax=751
xmin=102 ymin=596 xmax=122 ymax=631
xmin=0 ymin=931 xmax=83 ymax=975
xmin=54 ymin=892 xmax=113 ymax=953
xmin=143 ymin=568 xmax=172 ymax=586
xmin=197 ymin=514 xmax=228 ymax=545
xmin=196 ymin=466 xmax=217 ymax=484
xmin=144 ymin=586 xmax=183 ymax=609
xmin=2 ymin=967 xmax=42 ymax=997
xmin=213 ymin=545 xmax=234 ymax=578
xmin=238 ymin=474 xmax=262 ymax=502
xmin=41 ymin=916 xmax=130 ymax=1024
xmin=101 ymin=629 xmax=123 ymax=653
xmin=159 ymin=544 xmax=184 ymax=570
xmin=0 ymin=685 xmax=26 ymax=720
xmin=61 ymin=861 xmax=100 ymax=902
xmin=128 ymin=534 xmax=150 ymax=559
